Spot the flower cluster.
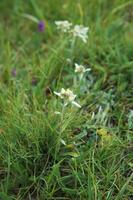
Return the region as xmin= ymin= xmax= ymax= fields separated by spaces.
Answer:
xmin=54 ymin=88 xmax=81 ymax=108
xmin=55 ymin=21 xmax=72 ymax=32
xmin=75 ymin=63 xmax=91 ymax=79
xmin=55 ymin=20 xmax=89 ymax=43
xmin=72 ymin=25 xmax=89 ymax=43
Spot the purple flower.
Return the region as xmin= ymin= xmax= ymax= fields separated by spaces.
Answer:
xmin=11 ymin=68 xmax=17 ymax=77
xmin=31 ymin=77 xmax=38 ymax=86
xmin=38 ymin=20 xmax=45 ymax=32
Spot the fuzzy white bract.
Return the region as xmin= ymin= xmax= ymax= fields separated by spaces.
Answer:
xmin=72 ymin=25 xmax=89 ymax=43
xmin=54 ymin=88 xmax=81 ymax=108
xmin=55 ymin=20 xmax=72 ymax=32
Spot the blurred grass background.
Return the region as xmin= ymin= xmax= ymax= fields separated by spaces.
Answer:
xmin=0 ymin=0 xmax=133 ymax=199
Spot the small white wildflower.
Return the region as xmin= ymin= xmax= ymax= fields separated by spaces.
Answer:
xmin=75 ymin=63 xmax=91 ymax=74
xmin=54 ymin=88 xmax=76 ymax=101
xmin=54 ymin=88 xmax=81 ymax=108
xmin=72 ymin=25 xmax=89 ymax=43
xmin=55 ymin=20 xmax=72 ymax=32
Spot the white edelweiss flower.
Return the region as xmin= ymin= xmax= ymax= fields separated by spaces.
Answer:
xmin=54 ymin=88 xmax=81 ymax=108
xmin=72 ymin=25 xmax=89 ymax=43
xmin=75 ymin=63 xmax=91 ymax=74
xmin=54 ymin=88 xmax=76 ymax=102
xmin=55 ymin=20 xmax=72 ymax=32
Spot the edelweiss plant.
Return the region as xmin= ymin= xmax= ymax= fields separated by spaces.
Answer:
xmin=54 ymin=21 xmax=90 ymax=154
xmin=54 ymin=88 xmax=81 ymax=150
xmin=54 ymin=88 xmax=81 ymax=108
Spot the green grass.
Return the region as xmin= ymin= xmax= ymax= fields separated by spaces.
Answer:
xmin=0 ymin=0 xmax=133 ymax=199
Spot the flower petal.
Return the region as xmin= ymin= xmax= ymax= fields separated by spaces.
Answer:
xmin=72 ymin=101 xmax=81 ymax=108
xmin=54 ymin=91 xmax=63 ymax=98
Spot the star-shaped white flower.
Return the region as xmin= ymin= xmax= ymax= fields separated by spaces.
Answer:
xmin=55 ymin=20 xmax=72 ymax=32
xmin=75 ymin=63 xmax=91 ymax=79
xmin=54 ymin=88 xmax=81 ymax=108
xmin=72 ymin=25 xmax=89 ymax=43
xmin=75 ymin=63 xmax=91 ymax=74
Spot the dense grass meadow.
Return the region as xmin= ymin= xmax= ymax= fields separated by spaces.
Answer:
xmin=0 ymin=0 xmax=133 ymax=199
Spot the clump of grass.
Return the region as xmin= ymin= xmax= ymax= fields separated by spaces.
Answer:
xmin=0 ymin=0 xmax=133 ymax=199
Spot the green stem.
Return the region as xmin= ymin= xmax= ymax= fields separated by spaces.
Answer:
xmin=70 ymin=37 xmax=76 ymax=63
xmin=54 ymin=103 xmax=66 ymax=162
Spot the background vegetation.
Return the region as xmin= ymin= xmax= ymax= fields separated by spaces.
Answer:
xmin=0 ymin=0 xmax=133 ymax=199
